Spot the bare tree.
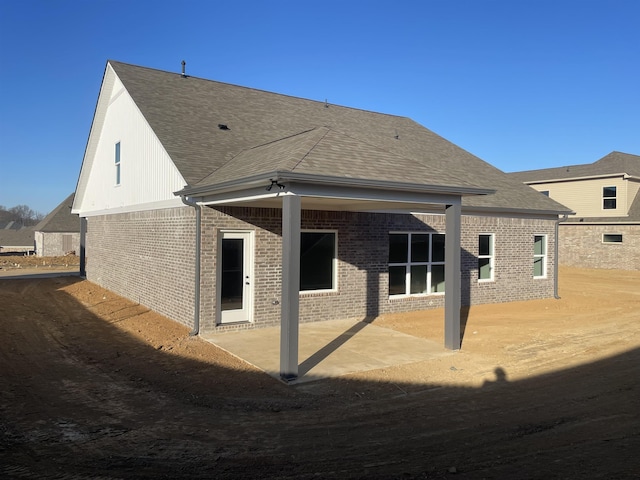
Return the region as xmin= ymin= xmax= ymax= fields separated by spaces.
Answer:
xmin=0 ymin=204 xmax=44 ymax=227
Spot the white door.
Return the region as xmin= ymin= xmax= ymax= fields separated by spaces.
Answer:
xmin=219 ymin=231 xmax=253 ymax=324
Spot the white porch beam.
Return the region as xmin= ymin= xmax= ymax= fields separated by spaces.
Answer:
xmin=444 ymin=203 xmax=462 ymax=350
xmin=280 ymin=194 xmax=301 ymax=381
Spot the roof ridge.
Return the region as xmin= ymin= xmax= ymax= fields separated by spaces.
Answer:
xmin=108 ymin=60 xmax=410 ymax=120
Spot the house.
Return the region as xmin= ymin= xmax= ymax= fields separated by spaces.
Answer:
xmin=34 ymin=192 xmax=81 ymax=257
xmin=72 ymin=60 xmax=571 ymax=380
xmin=0 ymin=223 xmax=34 ymax=254
xmin=509 ymin=152 xmax=640 ymax=270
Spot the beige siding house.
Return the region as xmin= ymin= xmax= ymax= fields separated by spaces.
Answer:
xmin=73 ymin=61 xmax=571 ymax=380
xmin=510 ymin=152 xmax=640 ymax=270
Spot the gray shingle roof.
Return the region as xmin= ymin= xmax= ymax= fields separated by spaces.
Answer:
xmin=35 ymin=193 xmax=80 ymax=233
xmin=0 ymin=227 xmax=34 ymax=248
xmin=109 ymin=60 xmax=570 ymax=214
xmin=508 ymin=151 xmax=640 ymax=183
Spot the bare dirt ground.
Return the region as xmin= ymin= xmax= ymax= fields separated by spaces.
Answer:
xmin=1 ymin=263 xmax=638 ymax=479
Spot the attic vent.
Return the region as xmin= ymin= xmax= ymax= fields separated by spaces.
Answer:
xmin=218 ymin=124 xmax=230 ymax=130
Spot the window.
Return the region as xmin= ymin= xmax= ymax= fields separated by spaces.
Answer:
xmin=533 ymin=235 xmax=547 ymax=278
xmin=603 ymin=186 xmax=616 ymax=209
xmin=300 ymin=231 xmax=336 ymax=291
xmin=388 ymin=232 xmax=445 ymax=296
xmin=115 ymin=142 xmax=121 ymax=185
xmin=603 ymin=233 xmax=623 ymax=243
xmin=539 ymin=190 xmax=550 ymax=197
xmin=478 ymin=234 xmax=494 ymax=281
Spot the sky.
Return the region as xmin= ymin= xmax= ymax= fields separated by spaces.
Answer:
xmin=1 ymin=0 xmax=639 ymax=215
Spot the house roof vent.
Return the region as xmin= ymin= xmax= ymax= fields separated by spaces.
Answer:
xmin=181 ymin=60 xmax=186 ymax=77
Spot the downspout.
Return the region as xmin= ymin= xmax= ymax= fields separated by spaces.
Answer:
xmin=181 ymin=195 xmax=201 ymax=336
xmin=554 ymin=214 xmax=569 ymax=299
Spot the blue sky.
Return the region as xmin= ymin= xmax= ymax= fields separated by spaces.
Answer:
xmin=1 ymin=0 xmax=639 ymax=214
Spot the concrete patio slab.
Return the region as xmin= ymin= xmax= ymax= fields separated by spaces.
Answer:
xmin=202 ymin=318 xmax=454 ymax=383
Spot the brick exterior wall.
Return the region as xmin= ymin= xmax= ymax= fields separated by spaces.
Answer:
xmin=559 ymin=224 xmax=640 ymax=270
xmin=85 ymin=206 xmax=557 ymax=333
xmin=35 ymin=231 xmax=81 ymax=257
xmin=86 ymin=207 xmax=197 ymax=330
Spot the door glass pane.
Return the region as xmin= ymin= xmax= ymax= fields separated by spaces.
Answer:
xmin=221 ymin=238 xmax=243 ymax=311
xmin=300 ymin=232 xmax=335 ymax=291
xmin=410 ymin=265 xmax=427 ymax=294
xmin=389 ymin=234 xmax=408 ymax=263
xmin=432 ymin=234 xmax=445 ymax=262
xmin=388 ymin=266 xmax=406 ymax=295
xmin=411 ymin=234 xmax=429 ymax=262
xmin=431 ymin=265 xmax=445 ymax=293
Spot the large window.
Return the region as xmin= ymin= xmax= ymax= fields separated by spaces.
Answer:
xmin=388 ymin=232 xmax=445 ymax=296
xmin=603 ymin=186 xmax=616 ymax=210
xmin=115 ymin=142 xmax=121 ymax=185
xmin=533 ymin=235 xmax=547 ymax=278
xmin=300 ymin=231 xmax=336 ymax=291
xmin=478 ymin=234 xmax=494 ymax=281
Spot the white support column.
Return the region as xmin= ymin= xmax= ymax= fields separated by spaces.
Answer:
xmin=280 ymin=194 xmax=301 ymax=381
xmin=444 ymin=202 xmax=462 ymax=350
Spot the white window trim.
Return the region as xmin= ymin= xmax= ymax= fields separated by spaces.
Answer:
xmin=602 ymin=233 xmax=623 ymax=244
xmin=389 ymin=231 xmax=446 ymax=297
xmin=478 ymin=233 xmax=495 ymax=283
xmin=299 ymin=229 xmax=338 ymax=294
xmin=114 ymin=141 xmax=121 ymax=186
xmin=602 ymin=186 xmax=616 ymax=210
xmin=533 ymin=234 xmax=547 ymax=279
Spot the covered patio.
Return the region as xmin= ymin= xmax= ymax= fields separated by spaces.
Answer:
xmin=180 ymin=168 xmax=492 ymax=383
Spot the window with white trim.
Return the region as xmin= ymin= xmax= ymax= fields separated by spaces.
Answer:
xmin=388 ymin=232 xmax=445 ymax=296
xmin=300 ymin=231 xmax=337 ymax=292
xmin=533 ymin=235 xmax=547 ymax=278
xmin=115 ymin=142 xmax=121 ymax=185
xmin=478 ymin=234 xmax=494 ymax=281
xmin=603 ymin=186 xmax=616 ymax=210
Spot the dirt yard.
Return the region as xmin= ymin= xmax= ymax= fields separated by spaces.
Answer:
xmin=1 ymin=263 xmax=638 ymax=479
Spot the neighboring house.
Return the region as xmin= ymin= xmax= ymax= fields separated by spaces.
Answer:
xmin=509 ymin=152 xmax=640 ymax=270
xmin=73 ymin=60 xmax=570 ymax=380
xmin=0 ymin=223 xmax=34 ymax=254
xmin=34 ymin=193 xmax=81 ymax=257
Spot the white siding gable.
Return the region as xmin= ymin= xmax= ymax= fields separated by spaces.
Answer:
xmin=74 ymin=64 xmax=186 ymax=216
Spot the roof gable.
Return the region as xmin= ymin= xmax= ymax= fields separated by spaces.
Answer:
xmin=35 ymin=193 xmax=79 ymax=233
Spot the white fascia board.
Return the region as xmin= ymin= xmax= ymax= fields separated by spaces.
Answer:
xmin=462 ymin=206 xmax=573 ymax=218
xmin=73 ymin=198 xmax=184 ymax=217
xmin=287 ymin=182 xmax=463 ymax=205
xmin=524 ymin=172 xmax=627 ymax=185
xmin=178 ymin=171 xmax=491 ymax=199
xmin=189 ymin=181 xmax=464 ymax=208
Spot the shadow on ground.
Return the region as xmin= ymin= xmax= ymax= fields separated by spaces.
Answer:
xmin=0 ymin=276 xmax=638 ymax=479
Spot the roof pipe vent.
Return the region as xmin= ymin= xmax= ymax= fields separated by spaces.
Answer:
xmin=181 ymin=60 xmax=186 ymax=77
